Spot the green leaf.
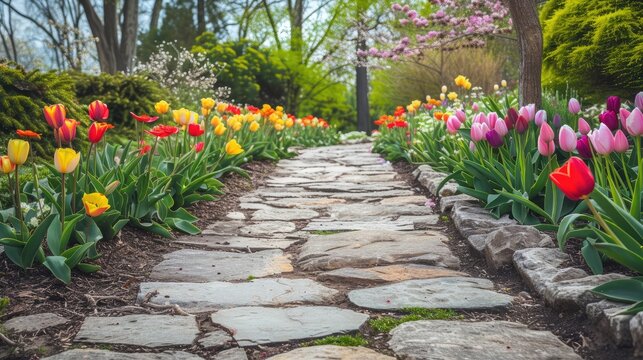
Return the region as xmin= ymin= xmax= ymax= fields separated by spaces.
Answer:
xmin=581 ymin=240 xmax=604 ymax=275
xmin=62 ymin=242 xmax=95 ymax=269
xmin=592 ymin=278 xmax=643 ymax=303
xmin=77 ymin=263 xmax=101 ymax=273
xmin=593 ymin=243 xmax=643 ymax=274
xmin=43 ymin=256 xmax=72 ymax=284
xmin=22 ymin=214 xmax=56 ymax=268
xmin=497 ymin=190 xmax=554 ymax=223
xmin=618 ymin=300 xmax=643 ymax=315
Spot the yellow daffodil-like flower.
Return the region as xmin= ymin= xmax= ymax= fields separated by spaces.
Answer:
xmin=441 ymin=85 xmax=447 ymax=93
xmin=216 ymin=102 xmax=228 ymax=113
xmin=1 ymin=155 xmax=15 ymax=174
xmin=274 ymin=123 xmax=284 ymax=131
xmin=447 ymin=92 xmax=458 ymax=101
xmin=225 ymin=139 xmax=244 ymax=155
xmin=285 ymin=118 xmax=294 ymax=128
xmin=464 ymin=81 xmax=472 ymax=90
xmin=8 ymin=139 xmax=29 ymax=165
xmin=201 ymin=98 xmax=215 ymax=110
xmin=53 ymin=148 xmax=80 ymax=174
xmin=494 ymin=84 xmax=499 ymax=91
xmin=214 ymin=123 xmax=226 ymax=136
xmin=155 ymin=100 xmax=170 ymax=114
xmin=82 ymin=192 xmax=110 ymax=217
xmin=454 ymin=75 xmax=467 ymax=87
xmin=249 ymin=121 xmax=260 ymax=132
xmin=211 ymin=116 xmax=221 ymax=127
xmin=439 ymin=93 xmax=446 ymax=101
xmin=411 ymin=100 xmax=421 ymax=110
xmin=232 ymin=121 xmax=242 ymax=131
xmin=501 ymin=79 xmax=507 ymax=87
xmin=275 ymin=105 xmax=284 ymax=112
xmin=173 ymin=108 xmax=199 ymax=126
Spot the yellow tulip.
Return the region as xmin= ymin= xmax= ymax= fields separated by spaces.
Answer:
xmin=214 ymin=123 xmax=226 ymax=136
xmin=202 ymin=107 xmax=211 ymax=116
xmin=173 ymin=108 xmax=199 ymax=126
xmin=201 ymin=98 xmax=215 ymax=110
xmin=275 ymin=106 xmax=284 ymax=112
xmin=211 ymin=116 xmax=221 ymax=127
xmin=454 ymin=75 xmax=467 ymax=87
xmin=232 ymin=121 xmax=242 ymax=131
xmin=425 ymin=95 xmax=431 ymax=102
xmin=285 ymin=118 xmax=294 ymax=128
xmin=82 ymin=192 xmax=110 ymax=217
xmin=155 ymin=100 xmax=170 ymax=114
xmin=501 ymin=79 xmax=507 ymax=87
xmin=494 ymin=84 xmax=499 ymax=91
xmin=441 ymin=85 xmax=447 ymax=93
xmin=216 ymin=102 xmax=228 ymax=113
xmin=53 ymin=148 xmax=80 ymax=174
xmin=464 ymin=81 xmax=472 ymax=90
xmin=7 ymin=139 xmax=29 ymax=165
xmin=249 ymin=121 xmax=260 ymax=132
xmin=1 ymin=155 xmax=15 ymax=174
xmin=274 ymin=123 xmax=284 ymax=131
xmin=411 ymin=100 xmax=421 ymax=110
xmin=225 ymin=139 xmax=244 ymax=155
xmin=447 ymin=92 xmax=458 ymax=101
xmin=406 ymin=104 xmax=415 ymax=113
xmin=440 ymin=93 xmax=446 ymax=101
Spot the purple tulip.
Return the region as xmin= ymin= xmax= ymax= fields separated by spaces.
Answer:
xmin=494 ymin=119 xmax=508 ymax=137
xmin=538 ymin=137 xmax=555 ymax=156
xmin=589 ymin=123 xmax=615 ymax=155
xmin=626 ymin=108 xmax=643 ymax=136
xmin=553 ymin=114 xmax=561 ymax=128
xmin=636 ymin=92 xmax=643 ymax=111
xmin=568 ymin=98 xmax=581 ymax=114
xmin=576 ymin=135 xmax=593 ymax=158
xmin=539 ymin=122 xmax=555 ymax=142
xmin=505 ymin=108 xmax=518 ymax=130
xmin=558 ymin=125 xmax=577 ymax=152
xmin=578 ymin=118 xmax=591 ymax=135
xmin=535 ymin=110 xmax=547 ymax=127
xmin=599 ymin=110 xmax=618 ymax=131
xmin=614 ymin=130 xmax=629 ymax=153
xmin=515 ymin=115 xmax=529 ymax=134
xmin=606 ymin=96 xmax=621 ymax=113
xmin=485 ymin=129 xmax=504 ymax=148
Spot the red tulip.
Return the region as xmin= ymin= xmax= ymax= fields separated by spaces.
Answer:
xmin=88 ymin=122 xmax=112 ymax=143
xmin=130 ymin=112 xmax=159 ymax=123
xmin=88 ymin=100 xmax=109 ymax=121
xmin=138 ymin=141 xmax=152 ymax=156
xmin=549 ymin=157 xmax=595 ymax=201
xmin=59 ymin=119 xmax=79 ymax=143
xmin=194 ymin=141 xmax=205 ymax=153
xmin=188 ymin=123 xmax=205 ymax=137
xmin=145 ymin=124 xmax=179 ymax=138
xmin=43 ymin=104 xmax=66 ymax=129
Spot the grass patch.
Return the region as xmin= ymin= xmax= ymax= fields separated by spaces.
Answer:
xmin=307 ymin=334 xmax=368 ymax=347
xmin=246 ymin=275 xmax=256 ymax=281
xmin=309 ymin=230 xmax=345 ymax=235
xmin=369 ymin=308 xmax=460 ymax=333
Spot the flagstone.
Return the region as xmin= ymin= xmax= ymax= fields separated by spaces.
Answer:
xmin=4 ymin=313 xmax=69 ymax=333
xmin=44 ymin=350 xmax=203 ymax=360
xmin=251 ymin=208 xmax=319 ymax=221
xmin=327 ymin=203 xmax=434 ymax=220
xmin=267 ymin=346 xmax=394 ymax=359
xmin=379 ymin=195 xmax=428 ymax=205
xmin=176 ymin=235 xmax=298 ymax=251
xmin=317 ymin=264 xmax=468 ymax=284
xmin=263 ymin=197 xmax=347 ymax=208
xmin=204 ymin=221 xmax=297 ymax=237
xmin=213 ymin=348 xmax=248 ymax=360
xmin=328 ymin=189 xmax=415 ymax=199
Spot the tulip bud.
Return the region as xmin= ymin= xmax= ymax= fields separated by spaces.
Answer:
xmin=619 ymin=108 xmax=630 ymax=131
xmin=626 ymin=108 xmax=643 ymax=136
xmin=0 ymin=155 xmax=15 ymax=174
xmin=558 ymin=125 xmax=577 ymax=152
xmin=589 ymin=124 xmax=615 ymax=155
xmin=441 ymin=85 xmax=447 ymax=93
xmin=535 ymin=110 xmax=547 ymax=127
xmin=501 ymin=80 xmax=507 ymax=87
xmin=439 ymin=93 xmax=446 ymax=101
xmin=515 ymin=115 xmax=529 ymax=134
xmin=487 ymin=112 xmax=498 ymax=129
xmin=613 ymin=130 xmax=629 ymax=153
xmin=568 ymin=98 xmax=581 ymax=114
xmin=485 ymin=129 xmax=504 ymax=148
xmin=553 ymin=114 xmax=561 ymax=128
xmin=455 ymin=109 xmax=466 ymax=123
xmin=599 ymin=110 xmax=618 ymax=131
xmin=7 ymin=139 xmax=29 ymax=165
xmin=104 ymin=180 xmax=121 ymax=195
xmin=576 ymin=135 xmax=593 ymax=159
xmin=469 ymin=141 xmax=476 ymax=152
xmin=493 ymin=84 xmax=499 ymax=91
xmin=636 ymin=92 xmax=643 ymax=111
xmin=472 ymin=103 xmax=479 ymax=112
xmin=578 ymin=118 xmax=591 ymax=135
xmin=538 ymin=137 xmax=555 ymax=156
xmin=470 ymin=123 xmax=486 ymax=142
xmin=505 ymin=108 xmax=518 ymax=130
xmin=494 ymin=119 xmax=508 ymax=137
xmin=606 ymin=96 xmax=620 ymax=113
xmin=549 ymin=157 xmax=595 ymax=201
xmin=539 ymin=122 xmax=555 ymax=142
xmin=446 ymin=116 xmax=461 ymax=135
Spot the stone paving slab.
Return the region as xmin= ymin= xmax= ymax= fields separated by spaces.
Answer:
xmin=251 ymin=208 xmax=319 ymax=221
xmin=303 ymin=182 xmax=407 ymax=192
xmin=266 ymin=345 xmax=394 ymax=359
xmin=263 ymin=197 xmax=347 ymax=209
xmin=317 ymin=264 xmax=468 ymax=284
xmin=213 ymin=348 xmax=248 ymax=360
xmin=4 ymin=313 xmax=69 ymax=333
xmin=379 ymin=195 xmax=428 ymax=205
xmin=328 ymin=189 xmax=415 ymax=199
xmin=204 ymin=221 xmax=297 ymax=237
xmin=175 ymin=235 xmax=298 ymax=251
xmin=198 ymin=329 xmax=233 ymax=349
xmin=348 ymin=277 xmax=513 ymax=310
xmin=74 ymin=315 xmax=199 ymax=348
xmin=211 ymin=306 xmax=368 ymax=346
xmin=149 ymin=249 xmax=292 ymax=282
xmin=45 ymin=350 xmax=203 ymax=360
xmin=326 ymin=203 xmax=434 ymax=220
xmin=298 ymin=230 xmax=459 ymax=271
xmin=138 ymin=278 xmax=339 ymax=312
xmin=388 ymin=320 xmax=582 ymax=359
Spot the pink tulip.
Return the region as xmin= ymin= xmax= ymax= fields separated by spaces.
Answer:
xmin=578 ymin=118 xmax=591 ymax=135
xmin=469 ymin=141 xmax=476 ymax=152
xmin=613 ymin=130 xmax=629 ymax=153
xmin=568 ymin=98 xmax=581 ymax=114
xmin=470 ymin=123 xmax=486 ymax=142
xmin=475 ymin=112 xmax=487 ymax=125
xmin=558 ymin=125 xmax=577 ymax=152
xmin=446 ymin=116 xmax=461 ymax=135
xmin=538 ymin=137 xmax=555 ymax=156
xmin=620 ymin=108 xmax=631 ymax=130
xmin=626 ymin=108 xmax=643 ymax=136
xmin=526 ymin=104 xmax=536 ymax=121
xmin=539 ymin=122 xmax=555 ymax=142
xmin=636 ymin=92 xmax=643 ymax=111
xmin=455 ymin=109 xmax=466 ymax=123
xmin=535 ymin=110 xmax=547 ymax=127
xmin=519 ymin=106 xmax=530 ymax=121
xmin=472 ymin=103 xmax=479 ymax=112
xmin=589 ymin=123 xmax=614 ymax=155
xmin=494 ymin=119 xmax=508 ymax=137
xmin=487 ymin=112 xmax=498 ymax=129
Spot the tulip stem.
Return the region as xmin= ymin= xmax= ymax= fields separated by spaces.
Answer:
xmin=584 ymin=197 xmax=623 ymax=247
xmin=85 ymin=143 xmax=94 ymax=191
xmin=61 ymin=173 xmax=65 ymax=229
xmin=31 ymin=164 xmax=44 ymax=217
xmin=71 ymin=168 xmax=77 ymax=214
xmin=620 ymin=155 xmax=634 ymax=195
xmin=14 ymin=166 xmax=22 ymax=222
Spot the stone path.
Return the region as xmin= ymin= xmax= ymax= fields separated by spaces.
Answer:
xmin=47 ymin=143 xmax=581 ymax=359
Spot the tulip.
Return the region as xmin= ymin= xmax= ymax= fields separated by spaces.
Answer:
xmin=138 ymin=141 xmax=152 ymax=156
xmin=216 ymin=102 xmax=228 ymax=113
xmin=515 ymin=115 xmax=529 ymax=134
xmin=446 ymin=116 xmax=461 ymax=135
xmin=214 ymin=123 xmax=227 ymax=136
xmin=535 ymin=110 xmax=547 ymax=127
xmin=494 ymin=119 xmax=508 ymax=137
xmin=441 ymin=85 xmax=447 ymax=93
xmin=8 ymin=139 xmax=29 ymax=165
xmin=155 ymin=100 xmax=170 ymax=114
xmin=549 ymin=157 xmax=595 ymax=201
xmin=194 ymin=141 xmax=205 ymax=153
xmin=613 ymin=130 xmax=629 ymax=153
xmin=485 ymin=129 xmax=504 ymax=148
xmin=469 ymin=141 xmax=476 ymax=152
xmin=577 ymin=135 xmax=593 ymax=158
xmin=447 ymin=92 xmax=458 ymax=101
xmin=636 ymin=92 xmax=643 ymax=111
xmin=173 ymin=108 xmax=199 ymax=126
xmin=225 ymin=139 xmax=244 ymax=155
xmin=43 ymin=104 xmax=66 ymax=129
xmin=626 ymin=108 xmax=643 ymax=136
xmin=1 ymin=155 xmax=15 ymax=174
xmin=285 ymin=118 xmax=294 ymax=128
xmin=501 ymin=79 xmax=507 ymax=87
xmin=568 ymin=98 xmax=581 ymax=114
xmin=487 ymin=112 xmax=498 ymax=129
xmin=474 ymin=112 xmax=487 ymax=125
xmin=131 ymin=112 xmax=159 ymax=123
xmin=589 ymin=123 xmax=614 ymax=155
xmin=606 ymin=96 xmax=620 ymax=113
xmin=145 ymin=124 xmax=179 ymax=138
xmin=525 ymin=104 xmax=536 ymax=121
xmin=558 ymin=125 xmax=577 ymax=152
xmin=455 ymin=109 xmax=466 ymax=123
xmin=505 ymin=108 xmax=518 ymax=130
xmin=82 ymin=192 xmax=110 ymax=217
xmin=439 ymin=93 xmax=446 ymax=101
xmin=249 ymin=121 xmax=260 ymax=132
xmin=188 ymin=123 xmax=205 ymax=137
xmin=16 ymin=130 xmax=42 ymax=139
xmin=553 ymin=114 xmax=561 ymax=128
xmin=539 ymin=122 xmax=555 ymax=142
xmin=471 ymin=103 xmax=479 ymax=112
xmin=104 ymin=180 xmax=120 ymax=195
xmin=493 ymin=84 xmax=499 ymax=91
xmin=88 ymin=122 xmax=111 ymax=143
xmin=59 ymin=119 xmax=78 ymax=143
xmin=619 ymin=108 xmax=630 ymax=130
xmin=54 ymin=148 xmax=80 ymax=174
xmin=201 ymin=98 xmax=215 ymax=110
xmin=88 ymin=100 xmax=109 ymax=121
xmin=599 ymin=110 xmax=618 ymax=131
xmin=470 ymin=123 xmax=486 ymax=142
xmin=578 ymin=118 xmax=591 ymax=135
xmin=538 ymin=137 xmax=555 ymax=156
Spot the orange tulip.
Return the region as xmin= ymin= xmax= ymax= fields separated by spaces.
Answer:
xmin=88 ymin=122 xmax=112 ymax=143
xmin=82 ymin=192 xmax=110 ymax=217
xmin=0 ymin=155 xmax=15 ymax=174
xmin=59 ymin=119 xmax=78 ymax=143
xmin=43 ymin=104 xmax=66 ymax=129
xmin=16 ymin=130 xmax=42 ymax=139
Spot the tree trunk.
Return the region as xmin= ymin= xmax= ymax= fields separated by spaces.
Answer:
xmin=197 ymin=0 xmax=206 ymax=34
xmin=119 ymin=0 xmax=139 ymax=71
xmin=79 ymin=0 xmax=116 ymax=73
xmin=149 ymin=0 xmax=163 ymax=33
xmin=504 ymin=0 xmax=542 ymax=106
xmin=355 ymin=2 xmax=371 ymax=133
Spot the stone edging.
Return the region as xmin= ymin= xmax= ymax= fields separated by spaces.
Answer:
xmin=412 ymin=164 xmax=642 ymax=356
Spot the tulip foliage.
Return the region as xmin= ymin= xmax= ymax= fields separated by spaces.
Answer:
xmin=0 ymin=99 xmax=337 ymax=283
xmin=373 ymin=76 xmax=643 ymax=309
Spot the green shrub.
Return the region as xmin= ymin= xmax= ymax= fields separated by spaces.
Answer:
xmin=541 ymin=0 xmax=643 ymax=101
xmin=0 ymin=61 xmax=86 ymax=156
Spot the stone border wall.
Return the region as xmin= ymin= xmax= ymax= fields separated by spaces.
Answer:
xmin=412 ymin=164 xmax=642 ymax=356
